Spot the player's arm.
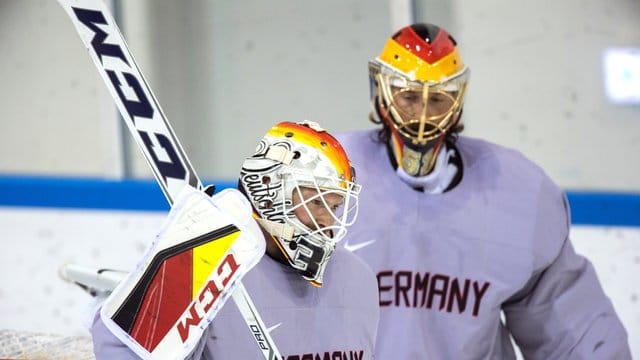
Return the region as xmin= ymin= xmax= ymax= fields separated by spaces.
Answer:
xmin=502 ymin=189 xmax=631 ymax=359
xmin=91 ymin=311 xmax=142 ymax=359
xmin=504 ymin=239 xmax=630 ymax=358
xmin=91 ymin=311 xmax=209 ymax=359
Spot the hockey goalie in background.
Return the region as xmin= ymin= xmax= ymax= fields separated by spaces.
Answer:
xmin=90 ymin=121 xmax=379 ymax=359
xmin=335 ymin=23 xmax=632 ymax=359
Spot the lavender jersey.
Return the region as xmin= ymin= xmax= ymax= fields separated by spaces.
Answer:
xmin=91 ymin=246 xmax=379 ymax=359
xmin=336 ymin=130 xmax=631 ymax=359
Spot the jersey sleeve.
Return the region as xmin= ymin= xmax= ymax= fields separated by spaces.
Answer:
xmin=91 ymin=310 xmax=209 ymax=359
xmin=502 ymin=192 xmax=631 ymax=359
xmin=91 ymin=311 xmax=141 ymax=359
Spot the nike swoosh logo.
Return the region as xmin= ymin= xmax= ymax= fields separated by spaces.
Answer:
xmin=267 ymin=322 xmax=282 ymax=333
xmin=343 ymin=239 xmax=376 ymax=252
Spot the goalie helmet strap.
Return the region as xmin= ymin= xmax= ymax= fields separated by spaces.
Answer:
xmin=264 ymin=146 xmax=295 ymax=165
xmin=256 ymin=218 xmax=295 ymax=241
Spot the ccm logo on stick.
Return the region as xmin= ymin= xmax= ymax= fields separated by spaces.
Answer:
xmin=176 ymin=253 xmax=240 ymax=342
xmin=71 ymin=7 xmax=188 ymax=186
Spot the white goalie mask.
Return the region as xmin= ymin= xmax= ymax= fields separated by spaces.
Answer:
xmin=239 ymin=121 xmax=361 ymax=287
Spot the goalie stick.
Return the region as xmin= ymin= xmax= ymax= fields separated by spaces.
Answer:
xmin=56 ymin=0 xmax=281 ymax=358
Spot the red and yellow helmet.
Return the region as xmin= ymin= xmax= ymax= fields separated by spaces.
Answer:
xmin=369 ymin=23 xmax=469 ymax=176
xmin=239 ymin=121 xmax=360 ymax=286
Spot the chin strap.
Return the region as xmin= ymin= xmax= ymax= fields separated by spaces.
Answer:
xmin=256 ymin=217 xmax=332 ymax=287
xmin=396 ymin=144 xmax=459 ymax=194
xmin=255 ymin=218 xmax=295 ymax=241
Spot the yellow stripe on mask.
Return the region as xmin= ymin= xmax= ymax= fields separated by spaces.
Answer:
xmin=379 ymin=40 xmax=464 ymax=82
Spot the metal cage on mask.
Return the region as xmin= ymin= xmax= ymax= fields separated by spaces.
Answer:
xmin=370 ymin=62 xmax=469 ymax=146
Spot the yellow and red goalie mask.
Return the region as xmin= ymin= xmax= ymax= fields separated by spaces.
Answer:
xmin=239 ymin=121 xmax=360 ymax=287
xmin=369 ymin=23 xmax=470 ymax=177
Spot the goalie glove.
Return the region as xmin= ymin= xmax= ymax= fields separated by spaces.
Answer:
xmin=99 ymin=186 xmax=265 ymax=360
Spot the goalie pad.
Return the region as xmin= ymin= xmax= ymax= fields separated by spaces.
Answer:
xmin=100 ymin=187 xmax=265 ymax=359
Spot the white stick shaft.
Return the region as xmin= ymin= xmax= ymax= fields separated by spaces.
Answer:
xmin=232 ymin=283 xmax=281 ymax=360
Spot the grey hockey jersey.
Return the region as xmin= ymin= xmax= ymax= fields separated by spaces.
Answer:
xmin=336 ymin=130 xmax=631 ymax=359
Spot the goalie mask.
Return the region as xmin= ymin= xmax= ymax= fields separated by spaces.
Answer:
xmin=369 ymin=23 xmax=469 ymax=177
xmin=239 ymin=121 xmax=360 ymax=287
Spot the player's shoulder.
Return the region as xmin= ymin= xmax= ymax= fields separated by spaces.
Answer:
xmin=335 ymin=129 xmax=378 ymax=150
xmin=335 ymin=129 xmax=385 ymax=175
xmin=330 ymin=246 xmax=377 ymax=286
xmin=457 ymin=136 xmax=553 ymax=186
xmin=325 ymin=246 xmax=379 ymax=313
xmin=458 ymin=136 xmax=568 ymax=225
xmin=332 ymin=245 xmax=375 ymax=273
xmin=457 ymin=136 xmax=534 ymax=165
